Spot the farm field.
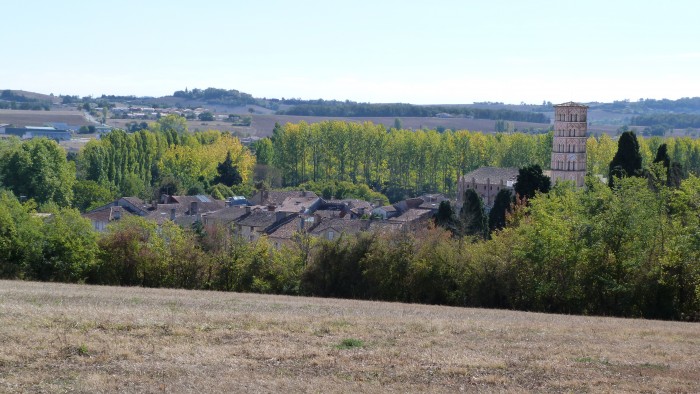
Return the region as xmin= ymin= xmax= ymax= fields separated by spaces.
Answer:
xmin=0 ymin=280 xmax=698 ymax=393
xmin=0 ymin=109 xmax=90 ymax=128
xmin=107 ymin=114 xmax=640 ymax=139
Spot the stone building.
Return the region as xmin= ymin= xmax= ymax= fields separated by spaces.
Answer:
xmin=457 ymin=167 xmax=519 ymax=207
xmin=550 ymin=102 xmax=587 ymax=187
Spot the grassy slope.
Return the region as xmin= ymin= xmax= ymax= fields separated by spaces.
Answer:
xmin=0 ymin=280 xmax=698 ymax=393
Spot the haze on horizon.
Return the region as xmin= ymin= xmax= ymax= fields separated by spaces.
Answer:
xmin=1 ymin=0 xmax=698 ymax=105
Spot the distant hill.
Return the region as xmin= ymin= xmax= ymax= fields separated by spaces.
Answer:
xmin=7 ymin=88 xmax=700 ymax=132
xmin=0 ymin=90 xmax=60 ymax=104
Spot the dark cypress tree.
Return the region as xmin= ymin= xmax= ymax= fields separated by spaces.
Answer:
xmin=214 ymin=151 xmax=243 ymax=187
xmin=653 ymin=143 xmax=683 ymax=188
xmin=653 ymin=143 xmax=671 ymax=168
xmin=608 ymin=131 xmax=643 ymax=187
xmin=514 ymin=164 xmax=551 ymax=199
xmin=459 ymin=189 xmax=487 ymax=239
xmin=434 ymin=200 xmax=458 ymax=235
xmin=668 ymin=162 xmax=683 ymax=188
xmin=488 ymin=188 xmax=513 ymax=233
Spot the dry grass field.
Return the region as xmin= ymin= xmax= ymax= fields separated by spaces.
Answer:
xmin=0 ymin=280 xmax=698 ymax=393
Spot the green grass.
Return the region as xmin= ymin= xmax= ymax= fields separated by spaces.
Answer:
xmin=335 ymin=338 xmax=364 ymax=349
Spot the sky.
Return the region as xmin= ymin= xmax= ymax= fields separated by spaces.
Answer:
xmin=1 ymin=0 xmax=699 ymax=104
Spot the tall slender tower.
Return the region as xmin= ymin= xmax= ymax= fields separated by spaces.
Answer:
xmin=551 ymin=102 xmax=588 ymax=187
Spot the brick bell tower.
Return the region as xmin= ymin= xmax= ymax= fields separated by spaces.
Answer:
xmin=551 ymin=102 xmax=588 ymax=187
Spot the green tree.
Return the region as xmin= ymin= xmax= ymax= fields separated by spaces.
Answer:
xmin=514 ymin=164 xmax=551 ymax=199
xmin=0 ymin=138 xmax=76 ymax=206
xmin=72 ymin=180 xmax=115 ymax=212
xmin=32 ymin=207 xmax=98 ymax=282
xmin=252 ymin=138 xmax=274 ymax=165
xmin=608 ymin=131 xmax=643 ymax=187
xmin=198 ymin=112 xmax=215 ymax=121
xmin=459 ymin=189 xmax=488 ymax=239
xmin=157 ymin=114 xmax=188 ymax=135
xmin=0 ymin=191 xmax=44 ymax=279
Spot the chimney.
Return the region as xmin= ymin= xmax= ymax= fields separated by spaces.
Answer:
xmin=190 ymin=201 xmax=199 ymax=216
xmin=112 ymin=207 xmax=121 ymax=220
xmin=299 ymin=216 xmax=305 ymax=231
xmin=275 ymin=211 xmax=286 ymax=223
xmin=267 ymin=205 xmax=276 ymax=212
xmin=161 ymin=193 xmax=169 ymax=204
xmin=170 ymin=208 xmax=176 ymax=221
xmin=245 ymin=206 xmax=251 ymax=214
xmin=151 ymin=200 xmax=158 ymax=210
xmin=301 ymin=190 xmax=307 ymax=197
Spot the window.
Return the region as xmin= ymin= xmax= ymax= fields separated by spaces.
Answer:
xmin=327 ymin=231 xmax=335 ymax=240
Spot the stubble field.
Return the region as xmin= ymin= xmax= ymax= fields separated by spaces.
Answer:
xmin=0 ymin=110 xmax=90 ymax=128
xmin=0 ymin=280 xmax=698 ymax=393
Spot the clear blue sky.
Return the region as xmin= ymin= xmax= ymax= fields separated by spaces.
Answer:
xmin=1 ymin=0 xmax=698 ymax=104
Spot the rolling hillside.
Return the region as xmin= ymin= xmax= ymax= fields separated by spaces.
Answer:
xmin=1 ymin=280 xmax=697 ymax=393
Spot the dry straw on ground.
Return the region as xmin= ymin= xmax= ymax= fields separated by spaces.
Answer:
xmin=0 ymin=280 xmax=698 ymax=393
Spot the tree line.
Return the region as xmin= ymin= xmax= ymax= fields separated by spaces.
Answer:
xmin=278 ymin=102 xmax=550 ymax=123
xmin=257 ymin=121 xmax=553 ymax=201
xmin=0 ymin=115 xmax=255 ymax=211
xmin=631 ymin=113 xmax=700 ymax=129
xmin=256 ymin=121 xmax=700 ymax=202
xmin=597 ymin=97 xmax=700 ymax=114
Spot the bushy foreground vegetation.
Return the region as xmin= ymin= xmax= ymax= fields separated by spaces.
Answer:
xmin=1 ymin=174 xmax=699 ymax=320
